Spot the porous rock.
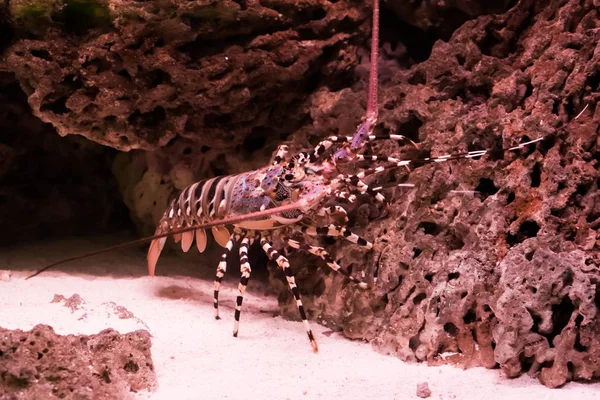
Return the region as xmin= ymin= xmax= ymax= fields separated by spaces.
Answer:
xmin=3 ymin=0 xmax=369 ymax=151
xmin=386 ymin=0 xmax=514 ymax=34
xmin=270 ymin=0 xmax=600 ymax=388
xmin=416 ymin=382 xmax=431 ymax=398
xmin=0 ymin=324 xmax=157 ymax=399
xmin=493 ymin=240 xmax=600 ymax=388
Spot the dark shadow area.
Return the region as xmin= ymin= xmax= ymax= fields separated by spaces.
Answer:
xmin=381 ymin=0 xmax=517 ymax=64
xmin=0 ymin=72 xmax=133 ymax=247
xmin=380 ymin=10 xmax=439 ymax=64
xmin=0 ymin=2 xmax=13 ymax=53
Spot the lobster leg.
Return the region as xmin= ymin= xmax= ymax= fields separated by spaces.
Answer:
xmin=341 ymin=173 xmax=387 ymax=203
xmin=333 ymin=190 xmax=357 ymax=203
xmin=260 ymin=237 xmax=319 ymax=352
xmin=214 ymin=232 xmax=242 ymax=320
xmin=369 ymin=133 xmax=416 ymax=146
xmin=233 ymin=233 xmax=255 ymax=337
xmin=271 ymin=144 xmax=289 ymax=165
xmin=309 ymin=135 xmax=351 ymax=163
xmin=283 ymin=237 xmax=368 ymax=289
xmin=317 ymin=205 xmax=349 ymax=225
xmin=310 ymin=132 xmax=416 ymax=164
xmin=296 ymin=225 xmax=373 ymax=250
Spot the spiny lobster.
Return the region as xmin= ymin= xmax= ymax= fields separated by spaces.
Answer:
xmin=27 ymin=0 xmax=572 ymax=352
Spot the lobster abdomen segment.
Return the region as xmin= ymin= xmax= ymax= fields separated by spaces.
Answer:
xmin=147 ymin=165 xmax=287 ymax=275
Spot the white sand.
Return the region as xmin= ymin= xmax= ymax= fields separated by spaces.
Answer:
xmin=1 ymin=238 xmax=598 ymax=400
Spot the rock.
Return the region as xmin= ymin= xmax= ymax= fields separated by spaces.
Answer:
xmin=0 ymin=324 xmax=157 ymax=398
xmin=387 ymin=0 xmax=514 ymax=34
xmin=416 ymin=382 xmax=431 ymax=398
xmin=270 ymin=0 xmax=600 ymax=389
xmin=494 ymin=241 xmax=600 ymax=387
xmin=3 ymin=0 xmax=370 ymax=151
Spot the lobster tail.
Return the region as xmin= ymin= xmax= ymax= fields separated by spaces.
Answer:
xmin=147 ymin=237 xmax=166 ymax=277
xmin=147 ymin=219 xmax=170 ymax=276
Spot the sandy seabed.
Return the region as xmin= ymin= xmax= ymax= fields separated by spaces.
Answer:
xmin=1 ymin=237 xmax=598 ymax=400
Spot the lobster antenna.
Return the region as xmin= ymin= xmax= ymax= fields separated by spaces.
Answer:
xmin=25 ymin=199 xmax=311 ymax=280
xmin=366 ymin=0 xmax=379 ymax=123
xmin=362 ymin=102 xmax=591 ymax=176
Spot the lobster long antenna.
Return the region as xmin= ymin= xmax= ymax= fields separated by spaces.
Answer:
xmin=366 ymin=0 xmax=379 ymax=123
xmin=339 ymin=0 xmax=380 ymax=154
xmin=25 ymin=198 xmax=312 ymax=280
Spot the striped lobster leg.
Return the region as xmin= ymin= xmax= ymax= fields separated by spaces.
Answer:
xmin=260 ymin=237 xmax=319 ymax=352
xmin=333 ymin=190 xmax=357 ymax=203
xmin=310 ymin=132 xmax=417 ymax=164
xmin=283 ymin=237 xmax=368 ymax=289
xmin=271 ymin=144 xmax=289 ymax=165
xmin=296 ymin=224 xmax=373 ymax=250
xmin=317 ymin=205 xmax=349 ymax=225
xmin=233 ymin=233 xmax=255 ymax=337
xmin=339 ymin=171 xmax=387 ymax=203
xmin=352 ymin=138 xmax=546 ymax=168
xmin=214 ymin=231 xmax=243 ymax=320
xmin=310 ymin=135 xmax=352 ymax=163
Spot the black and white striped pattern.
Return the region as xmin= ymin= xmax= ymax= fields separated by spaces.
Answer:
xmin=337 ymin=169 xmax=387 ymax=202
xmin=285 ymin=238 xmax=368 ymax=289
xmin=213 ymin=232 xmax=238 ymax=320
xmin=296 ymin=224 xmax=373 ymax=249
xmin=333 ymin=190 xmax=357 ymax=203
xmin=233 ymin=235 xmax=254 ymax=337
xmin=165 ymin=175 xmax=237 ymax=231
xmin=272 ymin=144 xmax=289 ymax=165
xmin=354 ymin=136 xmax=546 ymax=169
xmin=260 ymin=237 xmax=319 ymax=352
xmin=317 ymin=205 xmax=349 ymax=224
xmin=309 ymin=132 xmax=414 ymax=164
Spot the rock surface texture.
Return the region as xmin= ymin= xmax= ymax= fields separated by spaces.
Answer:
xmin=1 ymin=0 xmax=599 ymax=389
xmin=270 ymin=0 xmax=600 ymax=389
xmin=0 ymin=324 xmax=157 ymax=398
xmin=3 ymin=0 xmax=372 ymax=230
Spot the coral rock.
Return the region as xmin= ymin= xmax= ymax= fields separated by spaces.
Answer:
xmin=0 ymin=324 xmax=157 ymax=398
